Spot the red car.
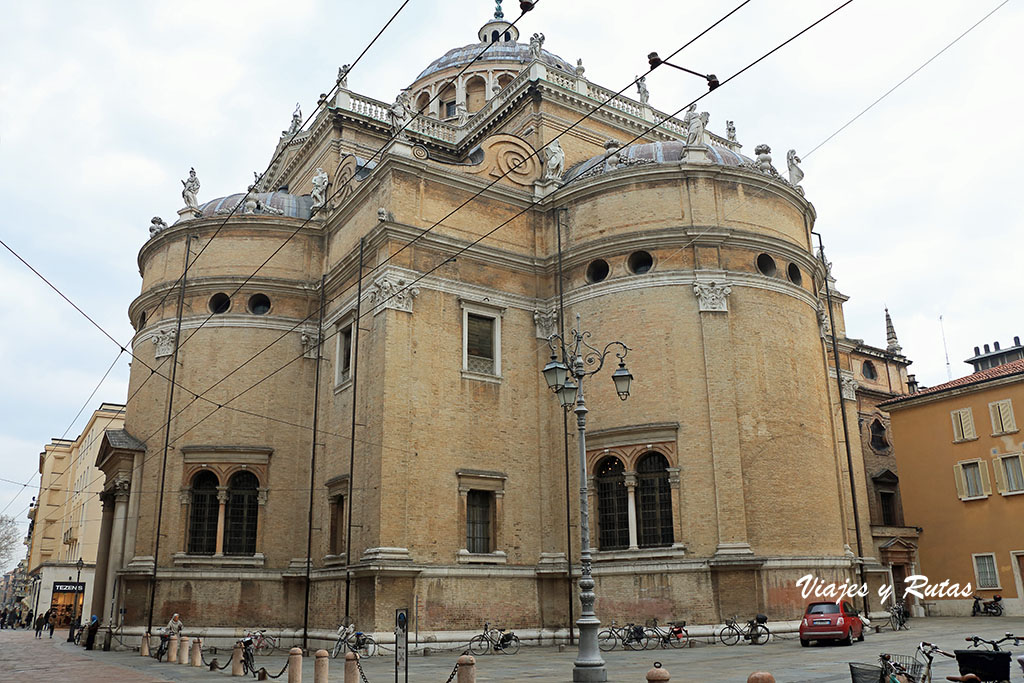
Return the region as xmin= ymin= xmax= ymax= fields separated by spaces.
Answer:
xmin=799 ymin=601 xmax=864 ymax=646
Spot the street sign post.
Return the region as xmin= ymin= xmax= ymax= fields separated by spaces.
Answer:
xmin=395 ymin=608 xmax=408 ymax=683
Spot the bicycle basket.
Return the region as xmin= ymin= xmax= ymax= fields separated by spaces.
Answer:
xmin=880 ymin=654 xmax=923 ymax=678
xmin=848 ymin=663 xmax=884 ymax=683
xmin=954 ymin=650 xmax=1011 ymax=681
xmin=755 ymin=614 xmax=768 ymax=624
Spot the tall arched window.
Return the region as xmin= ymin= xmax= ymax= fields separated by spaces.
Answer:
xmin=224 ymin=471 xmax=259 ymax=556
xmin=596 ymin=457 xmax=629 ymax=550
xmin=187 ymin=471 xmax=219 ymax=555
xmin=636 ymin=452 xmax=674 ymax=548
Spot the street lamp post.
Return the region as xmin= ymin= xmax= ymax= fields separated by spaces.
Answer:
xmin=67 ymin=558 xmax=84 ymax=643
xmin=542 ymin=313 xmax=632 ymax=683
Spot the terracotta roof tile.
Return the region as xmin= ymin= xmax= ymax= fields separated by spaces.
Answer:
xmin=882 ymin=359 xmax=1024 ymax=406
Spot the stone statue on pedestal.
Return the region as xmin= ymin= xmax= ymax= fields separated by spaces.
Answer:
xmin=311 ymin=168 xmax=329 ymax=211
xmin=542 ymin=139 xmax=564 ymax=181
xmin=181 ymin=168 xmax=200 ymax=211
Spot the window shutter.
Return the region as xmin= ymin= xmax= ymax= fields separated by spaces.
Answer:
xmin=1000 ymin=401 xmax=1016 ymax=432
xmin=953 ymin=464 xmax=966 ymax=500
xmin=951 ymin=412 xmax=964 ymax=441
xmin=992 ymin=457 xmax=1007 ymax=495
xmin=962 ymin=410 xmax=977 ymax=440
xmin=990 ymin=403 xmax=1004 ymax=434
xmin=979 ymin=461 xmax=993 ymax=496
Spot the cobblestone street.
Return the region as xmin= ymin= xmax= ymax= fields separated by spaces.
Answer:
xmin=1 ymin=617 xmax=1022 ymax=682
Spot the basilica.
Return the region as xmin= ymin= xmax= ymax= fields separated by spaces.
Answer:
xmin=90 ymin=8 xmax=911 ymax=642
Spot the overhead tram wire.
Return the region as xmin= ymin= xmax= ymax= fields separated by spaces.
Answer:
xmin=7 ymin=0 xmax=835 ymax=517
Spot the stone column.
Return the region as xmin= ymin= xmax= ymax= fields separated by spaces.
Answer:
xmin=215 ymin=486 xmax=228 ymax=555
xmin=493 ymin=489 xmax=504 ymax=550
xmin=103 ymin=481 xmax=131 ymax=624
xmin=91 ymin=494 xmax=115 ymax=622
xmin=123 ymin=451 xmax=144 ymax=564
xmin=623 ymin=472 xmax=639 ymax=550
xmin=255 ymin=488 xmax=268 ymax=553
xmin=485 ymin=71 xmax=495 ymax=100
xmin=666 ymin=467 xmax=684 ymax=548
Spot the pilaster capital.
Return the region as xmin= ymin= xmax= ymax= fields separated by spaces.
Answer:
xmin=217 ymin=486 xmax=229 ymax=504
xmin=622 ymin=472 xmax=638 ymax=488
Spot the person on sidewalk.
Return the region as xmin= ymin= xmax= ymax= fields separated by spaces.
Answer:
xmin=47 ymin=610 xmax=55 ymax=638
xmin=34 ymin=610 xmax=47 ymax=639
xmin=0 ymin=606 xmax=7 ymax=629
xmin=24 ymin=609 xmax=33 ymax=630
xmin=84 ymin=615 xmax=100 ymax=650
xmin=166 ymin=613 xmax=184 ymax=637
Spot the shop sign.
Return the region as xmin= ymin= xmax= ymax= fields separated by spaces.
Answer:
xmin=52 ymin=582 xmax=84 ymax=593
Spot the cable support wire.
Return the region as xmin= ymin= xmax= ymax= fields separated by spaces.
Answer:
xmin=4 ymin=0 xmax=842 ymax=521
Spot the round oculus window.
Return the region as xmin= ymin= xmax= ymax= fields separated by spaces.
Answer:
xmin=787 ymin=263 xmax=802 ymax=285
xmin=248 ymin=294 xmax=271 ymax=315
xmin=586 ymin=259 xmax=610 ymax=283
xmin=627 ymin=251 xmax=654 ymax=275
xmin=209 ymin=293 xmax=231 ymax=314
xmin=756 ymin=253 xmax=777 ymax=277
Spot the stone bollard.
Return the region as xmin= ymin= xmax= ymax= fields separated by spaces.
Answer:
xmin=314 ymin=649 xmax=329 ymax=683
xmin=191 ymin=638 xmax=202 ymax=666
xmin=231 ymin=642 xmax=244 ymax=676
xmin=287 ymin=647 xmax=303 ymax=683
xmin=344 ymin=652 xmax=358 ymax=683
xmin=646 ymin=662 xmax=670 ymax=681
xmin=140 ymin=632 xmax=150 ymax=657
xmin=456 ymin=654 xmax=476 ymax=683
xmin=168 ymin=634 xmax=179 ymax=664
xmin=179 ymin=636 xmax=190 ymax=665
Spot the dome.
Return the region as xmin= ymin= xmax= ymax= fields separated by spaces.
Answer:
xmin=196 ymin=191 xmax=313 ymax=219
xmin=415 ymin=41 xmax=574 ymax=81
xmin=563 ymin=140 xmax=753 ymax=182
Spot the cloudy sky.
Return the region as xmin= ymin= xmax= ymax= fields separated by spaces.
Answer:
xmin=0 ymin=0 xmax=1020 ymax=559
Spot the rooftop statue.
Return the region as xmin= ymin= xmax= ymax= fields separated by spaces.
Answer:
xmin=754 ymin=144 xmax=775 ymax=173
xmin=181 ymin=168 xmax=200 ymax=211
xmin=286 ymin=103 xmax=302 ymax=136
xmin=388 ymin=89 xmax=413 ymax=136
xmin=636 ymin=76 xmax=650 ymax=105
xmin=311 ymin=168 xmax=329 ymax=212
xmin=575 ymin=58 xmax=585 ymax=78
xmin=686 ymin=110 xmax=709 ymax=146
xmin=726 ymin=120 xmax=736 ymax=142
xmin=542 ymin=139 xmax=565 ymax=181
xmin=455 ymin=102 xmax=470 ymax=126
xmin=149 ymin=216 xmax=168 ymax=237
xmin=529 ymin=33 xmax=545 ymax=60
xmin=786 ymin=150 xmax=804 ymax=193
xmin=337 ymin=64 xmax=350 ymax=89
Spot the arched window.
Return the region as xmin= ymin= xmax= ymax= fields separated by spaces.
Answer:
xmin=465 ymin=76 xmax=487 ymax=113
xmin=187 ymin=471 xmax=219 ymax=555
xmin=224 ymin=471 xmax=259 ymax=556
xmin=862 ymin=360 xmax=878 ymax=380
xmin=596 ymin=457 xmax=629 ymax=550
xmin=636 ymin=452 xmax=674 ymax=548
xmin=415 ymin=92 xmax=430 ymax=117
xmin=497 ymin=74 xmax=514 ymax=90
xmin=491 ymin=30 xmax=499 ymax=42
xmin=870 ymin=419 xmax=890 ymax=452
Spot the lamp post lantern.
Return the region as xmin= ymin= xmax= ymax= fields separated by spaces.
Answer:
xmin=543 ymin=313 xmax=632 ymax=682
xmin=67 ymin=557 xmax=84 ymax=643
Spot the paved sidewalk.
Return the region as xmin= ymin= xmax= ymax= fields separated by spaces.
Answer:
xmin=1 ymin=617 xmax=1022 ymax=681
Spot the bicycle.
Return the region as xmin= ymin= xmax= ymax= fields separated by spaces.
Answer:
xmin=331 ymin=624 xmax=378 ymax=658
xmin=644 ymin=618 xmax=689 ymax=649
xmin=468 ymin=622 xmax=521 ymax=655
xmin=152 ymin=631 xmax=171 ymax=662
xmin=889 ymin=600 xmax=910 ymax=631
xmin=239 ymin=633 xmax=257 ymax=677
xmin=719 ymin=615 xmax=770 ymax=646
xmin=954 ymin=633 xmax=1019 ymax=682
xmin=597 ymin=621 xmax=649 ymax=652
xmin=245 ymin=628 xmax=278 ymax=655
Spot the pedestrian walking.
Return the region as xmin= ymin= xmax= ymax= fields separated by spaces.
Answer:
xmin=47 ymin=610 xmax=55 ymax=638
xmin=34 ymin=610 xmax=47 ymax=639
xmin=0 ymin=606 xmax=7 ymax=629
xmin=24 ymin=609 xmax=33 ymax=629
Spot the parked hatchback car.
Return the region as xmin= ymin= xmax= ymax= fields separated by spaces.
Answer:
xmin=799 ymin=601 xmax=864 ymax=646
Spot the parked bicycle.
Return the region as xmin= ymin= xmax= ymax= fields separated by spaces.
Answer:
xmin=955 ymin=633 xmax=1018 ymax=682
xmin=239 ymin=633 xmax=257 ymax=676
xmin=598 ymin=621 xmax=649 ymax=652
xmin=331 ymin=623 xmax=378 ymax=658
xmin=244 ymin=628 xmax=278 ymax=655
xmin=468 ymin=622 xmax=520 ymax=655
xmin=719 ymin=615 xmax=770 ymax=646
xmin=644 ymin=618 xmax=689 ymax=649
xmin=889 ymin=600 xmax=910 ymax=631
xmin=152 ymin=630 xmax=171 ymax=662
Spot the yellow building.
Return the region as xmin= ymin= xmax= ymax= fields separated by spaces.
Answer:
xmin=98 ymin=11 xmax=890 ymax=639
xmin=25 ymin=403 xmax=125 ymax=627
xmin=882 ymin=359 xmax=1024 ymax=616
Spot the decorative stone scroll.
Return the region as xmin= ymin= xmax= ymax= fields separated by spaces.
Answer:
xmin=300 ymin=331 xmax=320 ymax=359
xmin=693 ymin=281 xmax=732 ymax=312
xmin=462 ymin=134 xmax=541 ymax=187
xmin=367 ymin=276 xmax=419 ymax=314
xmin=817 ymin=303 xmax=831 ymax=338
xmin=152 ymin=329 xmax=177 ymax=358
xmin=533 ymin=308 xmax=558 ymax=339
xmin=332 ymin=155 xmax=358 ymax=208
xmin=149 ymin=217 xmax=168 ymax=238
xmin=841 ymin=374 xmax=859 ymax=401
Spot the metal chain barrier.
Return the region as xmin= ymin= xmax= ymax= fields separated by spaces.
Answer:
xmin=442 ymin=649 xmax=470 ymax=683
xmin=354 ymin=653 xmax=372 ymax=683
xmin=260 ymin=658 xmax=289 ymax=680
xmin=200 ymin=642 xmax=233 ymax=670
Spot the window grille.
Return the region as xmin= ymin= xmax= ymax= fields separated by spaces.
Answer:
xmin=466 ymin=490 xmax=491 ymax=554
xmin=879 ymin=490 xmax=898 ymax=526
xmin=596 ymin=457 xmax=629 ymax=550
xmin=224 ymin=471 xmax=259 ymax=556
xmin=974 ymin=554 xmax=999 ymax=588
xmin=636 ymin=453 xmax=674 ymax=548
xmin=188 ymin=471 xmax=218 ymax=555
xmin=466 ymin=314 xmax=495 ymax=374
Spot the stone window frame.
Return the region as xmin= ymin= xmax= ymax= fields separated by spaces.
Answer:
xmin=459 ymin=298 xmax=504 ymax=383
xmin=324 ymin=474 xmax=350 ymax=565
xmin=174 ymin=446 xmax=270 ymax=567
xmin=972 ymin=552 xmax=1001 ymax=590
xmin=988 ymin=399 xmax=1018 ymax=436
xmin=334 ymin=315 xmax=355 ymax=390
xmin=455 ymin=469 xmax=506 ymax=564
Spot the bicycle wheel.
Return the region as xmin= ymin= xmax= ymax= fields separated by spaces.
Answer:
xmin=719 ymin=625 xmax=741 ymax=646
xmin=623 ymin=631 xmax=648 ymax=651
xmin=642 ymin=628 xmax=661 ymax=649
xmin=751 ymin=625 xmax=769 ymax=645
xmin=500 ymin=635 xmax=520 ymax=655
xmin=597 ymin=630 xmax=617 ymax=652
xmin=889 ymin=611 xmax=900 ymax=631
xmin=669 ymin=628 xmax=688 ymax=649
xmin=469 ymin=635 xmax=489 ymax=656
xmin=358 ymin=636 xmax=377 ymax=658
xmin=255 ymin=639 xmax=271 ymax=656
xmin=331 ymin=638 xmax=345 ymax=659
